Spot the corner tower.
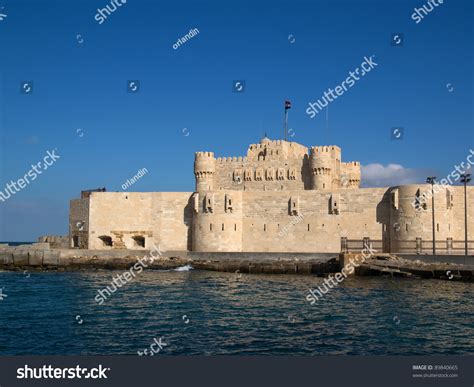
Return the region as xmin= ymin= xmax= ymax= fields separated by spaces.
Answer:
xmin=341 ymin=161 xmax=361 ymax=188
xmin=309 ymin=146 xmax=336 ymax=190
xmin=194 ymin=152 xmax=215 ymax=192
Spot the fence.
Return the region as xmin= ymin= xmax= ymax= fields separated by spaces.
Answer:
xmin=340 ymin=237 xmax=474 ymax=255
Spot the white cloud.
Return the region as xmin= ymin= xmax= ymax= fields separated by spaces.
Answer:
xmin=361 ymin=163 xmax=430 ymax=187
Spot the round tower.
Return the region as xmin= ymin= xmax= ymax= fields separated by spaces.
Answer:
xmin=192 ymin=191 xmax=243 ymax=252
xmin=389 ymin=185 xmax=454 ymax=254
xmin=343 ymin=161 xmax=361 ymax=188
xmin=309 ymin=146 xmax=333 ymax=190
xmin=194 ymin=152 xmax=215 ymax=192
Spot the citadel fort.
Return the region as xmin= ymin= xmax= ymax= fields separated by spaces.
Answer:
xmin=69 ymin=138 xmax=473 ymax=255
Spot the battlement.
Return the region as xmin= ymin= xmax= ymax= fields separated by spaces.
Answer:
xmin=342 ymin=161 xmax=360 ymax=167
xmin=246 ymin=139 xmax=307 ymax=161
xmin=217 ymin=156 xmax=248 ymax=163
xmin=250 ymin=138 xmax=292 ymax=147
xmin=195 ymin=152 xmax=215 ymax=158
xmin=310 ymin=145 xmax=341 ymax=154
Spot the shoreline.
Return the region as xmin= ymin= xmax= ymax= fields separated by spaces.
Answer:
xmin=1 ymin=244 xmax=473 ymax=281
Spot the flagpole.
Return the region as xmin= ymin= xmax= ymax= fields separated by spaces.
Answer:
xmin=326 ymin=105 xmax=329 ymax=143
xmin=283 ymin=100 xmax=291 ymax=141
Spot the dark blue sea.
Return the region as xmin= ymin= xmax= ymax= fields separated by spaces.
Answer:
xmin=0 ymin=268 xmax=472 ymax=355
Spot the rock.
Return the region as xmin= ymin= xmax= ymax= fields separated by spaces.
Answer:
xmin=43 ymin=250 xmax=60 ymax=266
xmin=13 ymin=250 xmax=29 ymax=266
xmin=0 ymin=249 xmax=13 ymax=265
xmin=29 ymin=250 xmax=44 ymax=266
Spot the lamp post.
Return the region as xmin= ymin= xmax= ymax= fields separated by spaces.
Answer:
xmin=460 ymin=173 xmax=471 ymax=256
xmin=426 ymin=176 xmax=436 ymax=255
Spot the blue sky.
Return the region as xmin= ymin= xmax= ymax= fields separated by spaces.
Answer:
xmin=0 ymin=0 xmax=473 ymax=241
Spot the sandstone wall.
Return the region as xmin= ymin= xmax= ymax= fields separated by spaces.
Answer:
xmin=192 ymin=191 xmax=243 ymax=252
xmin=80 ymin=192 xmax=193 ymax=251
xmin=153 ymin=192 xmax=194 ymax=251
xmin=192 ymin=187 xmax=390 ymax=252
xmin=70 ymin=197 xmax=90 ymax=249
xmin=451 ymin=186 xmax=474 ymax=249
xmin=213 ymin=156 xmax=310 ymax=191
xmin=88 ymin=192 xmax=153 ymax=250
xmin=70 ymin=184 xmax=473 ymax=254
xmin=390 ymin=184 xmax=474 ymax=253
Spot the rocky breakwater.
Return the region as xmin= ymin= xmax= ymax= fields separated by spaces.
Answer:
xmin=0 ymin=244 xmax=190 ymax=272
xmin=340 ymin=252 xmax=474 ymax=282
xmin=190 ymin=252 xmax=341 ymax=275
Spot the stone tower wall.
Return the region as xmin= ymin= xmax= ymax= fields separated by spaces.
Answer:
xmin=192 ymin=191 xmax=243 ymax=252
xmin=389 ymin=184 xmax=473 ymax=252
xmin=194 ymin=152 xmax=215 ymax=192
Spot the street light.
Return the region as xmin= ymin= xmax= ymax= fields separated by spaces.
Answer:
xmin=426 ymin=176 xmax=437 ymax=255
xmin=460 ymin=173 xmax=471 ymax=256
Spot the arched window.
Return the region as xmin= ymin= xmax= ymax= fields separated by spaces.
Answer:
xmin=132 ymin=235 xmax=145 ymax=248
xmin=99 ymin=235 xmax=113 ymax=247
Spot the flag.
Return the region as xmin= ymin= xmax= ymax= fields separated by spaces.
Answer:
xmin=285 ymin=100 xmax=291 ymax=110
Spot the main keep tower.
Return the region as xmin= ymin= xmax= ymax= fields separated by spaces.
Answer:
xmin=193 ymin=138 xmax=361 ymax=192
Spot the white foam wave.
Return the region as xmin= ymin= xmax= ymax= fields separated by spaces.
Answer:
xmin=153 ymin=264 xmax=194 ymax=272
xmin=174 ymin=264 xmax=193 ymax=272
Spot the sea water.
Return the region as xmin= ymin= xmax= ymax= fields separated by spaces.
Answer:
xmin=0 ymin=269 xmax=472 ymax=355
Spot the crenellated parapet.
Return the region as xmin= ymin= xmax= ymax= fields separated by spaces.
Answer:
xmin=216 ymin=156 xmax=248 ymax=163
xmin=194 ymin=152 xmax=216 ymax=192
xmin=340 ymin=161 xmax=361 ymax=188
xmin=246 ymin=138 xmax=308 ymax=161
xmin=312 ymin=167 xmax=331 ymax=175
xmin=309 ymin=146 xmax=340 ymax=190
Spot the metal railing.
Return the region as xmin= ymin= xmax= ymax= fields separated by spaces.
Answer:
xmin=340 ymin=237 xmax=474 ymax=255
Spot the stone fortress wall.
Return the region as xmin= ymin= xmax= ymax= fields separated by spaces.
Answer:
xmin=192 ymin=188 xmax=389 ymax=252
xmin=70 ymin=192 xmax=193 ymax=252
xmin=388 ymin=185 xmax=473 ymax=253
xmin=69 ymin=138 xmax=473 ymax=254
